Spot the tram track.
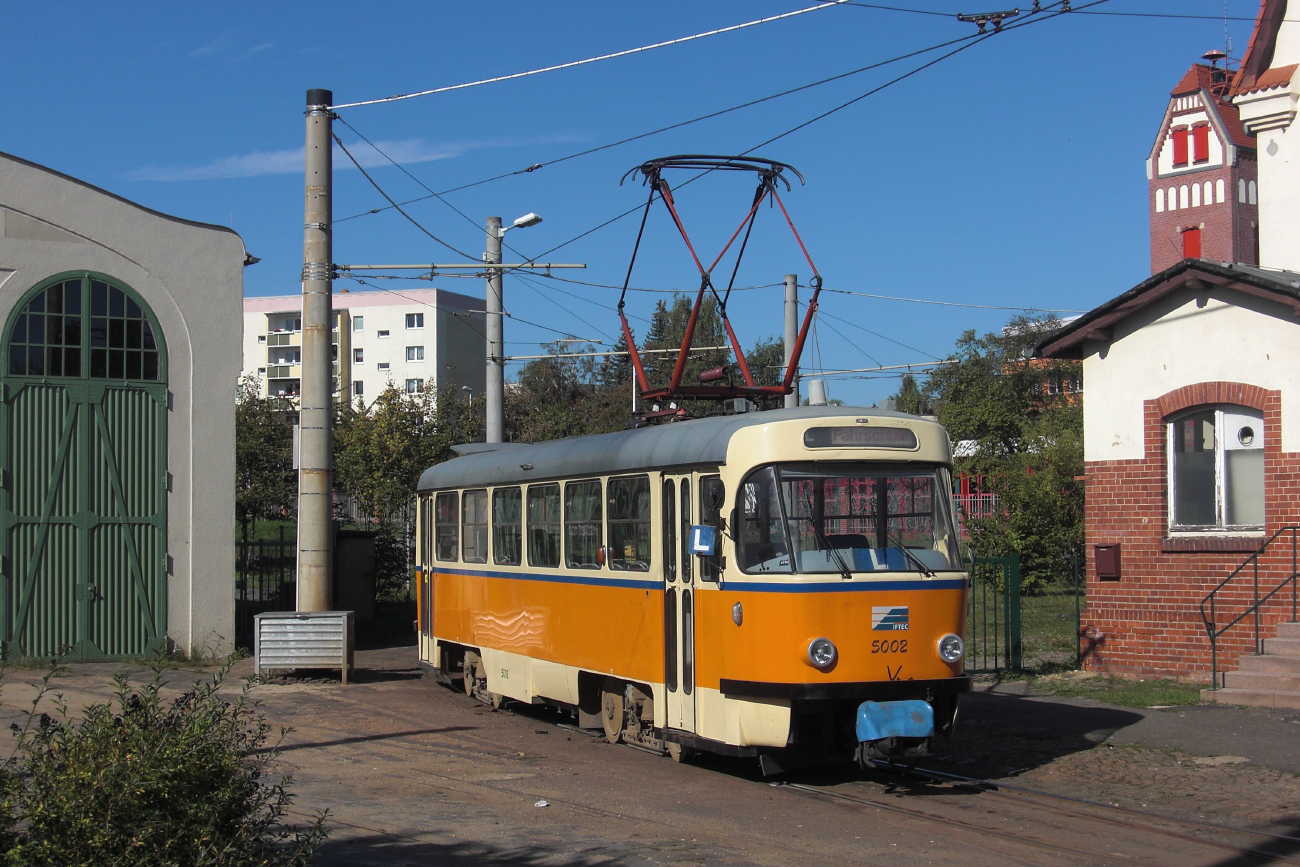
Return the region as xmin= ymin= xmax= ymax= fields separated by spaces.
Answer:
xmin=777 ymin=761 xmax=1300 ymax=866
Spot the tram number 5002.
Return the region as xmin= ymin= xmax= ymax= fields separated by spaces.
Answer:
xmin=870 ymin=639 xmax=908 ymax=654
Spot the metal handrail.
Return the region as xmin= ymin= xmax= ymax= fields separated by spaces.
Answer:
xmin=1199 ymin=526 xmax=1300 ymax=689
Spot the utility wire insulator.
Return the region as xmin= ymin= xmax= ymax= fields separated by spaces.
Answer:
xmin=957 ymin=8 xmax=1020 ymax=32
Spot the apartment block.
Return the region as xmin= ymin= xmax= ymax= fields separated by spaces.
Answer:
xmin=241 ymin=287 xmax=485 ymax=405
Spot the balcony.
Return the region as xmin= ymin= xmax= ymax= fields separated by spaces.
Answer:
xmin=266 ymin=331 xmax=301 ymax=348
xmin=266 ymin=364 xmax=301 ymax=380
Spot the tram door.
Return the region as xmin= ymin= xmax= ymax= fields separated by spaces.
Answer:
xmin=663 ymin=475 xmax=696 ymax=732
xmin=418 ymin=496 xmax=434 ymax=662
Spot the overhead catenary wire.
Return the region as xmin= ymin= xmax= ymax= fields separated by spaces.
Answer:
xmin=334 ymin=28 xmax=982 ymax=226
xmin=517 ymin=0 xmax=1103 ymax=263
xmin=823 ymin=287 xmax=1086 ymax=313
xmin=816 ymin=308 xmax=941 ymax=359
xmin=331 ymin=134 xmax=478 ymax=260
xmin=328 ymin=0 xmax=857 ymax=109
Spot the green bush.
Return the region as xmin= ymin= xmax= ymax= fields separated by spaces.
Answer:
xmin=0 ymin=659 xmax=325 ymax=866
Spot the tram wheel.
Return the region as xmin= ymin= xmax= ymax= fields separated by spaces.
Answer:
xmin=601 ymin=686 xmax=625 ymax=744
xmin=463 ymin=652 xmax=481 ymax=698
xmin=667 ymin=742 xmax=696 ymax=764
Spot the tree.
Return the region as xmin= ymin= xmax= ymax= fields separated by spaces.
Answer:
xmin=642 ymin=294 xmax=729 ymax=387
xmin=746 ymin=336 xmax=786 ymax=388
xmin=334 ymin=383 xmax=482 ymax=524
xmin=334 ymin=383 xmax=483 ymax=601
xmin=922 ymin=314 xmax=1083 ymax=591
xmin=234 ymin=376 xmax=295 ymax=542
xmin=891 ymin=374 xmax=931 ymax=415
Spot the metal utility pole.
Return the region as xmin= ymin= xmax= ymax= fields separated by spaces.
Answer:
xmin=298 ymin=88 xmax=334 ymax=612
xmin=484 ymin=216 xmax=505 ymax=443
xmin=784 ymin=273 xmax=799 ymax=408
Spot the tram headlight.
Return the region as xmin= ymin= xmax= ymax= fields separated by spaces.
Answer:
xmin=806 ymin=637 xmax=837 ymax=669
xmin=937 ymin=633 xmax=965 ymax=664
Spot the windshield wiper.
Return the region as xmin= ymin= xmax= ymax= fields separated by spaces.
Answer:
xmin=886 ymin=526 xmax=936 ymax=577
xmin=809 ymin=521 xmax=853 ymax=581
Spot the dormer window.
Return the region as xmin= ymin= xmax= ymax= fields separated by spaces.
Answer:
xmin=1192 ymin=124 xmax=1209 ymax=164
xmin=1172 ymin=128 xmax=1189 ymax=167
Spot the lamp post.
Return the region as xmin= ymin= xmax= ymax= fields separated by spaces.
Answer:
xmin=485 ymin=213 xmax=543 ymax=443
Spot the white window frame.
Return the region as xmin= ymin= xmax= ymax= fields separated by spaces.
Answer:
xmin=1167 ymin=406 xmax=1265 ymax=533
xmin=406 ymin=312 xmax=425 ymax=329
xmin=405 ymin=378 xmax=424 ymax=393
xmin=353 ymin=348 xmax=364 ymax=364
xmin=377 ymin=329 xmax=390 ymax=339
xmin=354 ymin=381 xmax=364 ymax=396
xmin=406 ymin=345 xmax=425 ymax=362
xmin=377 ymin=362 xmax=390 ymax=371
xmin=353 ymin=315 xmax=364 ymax=331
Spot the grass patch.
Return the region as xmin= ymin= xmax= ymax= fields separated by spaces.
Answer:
xmin=968 ymin=585 xmax=1083 ymax=672
xmin=1031 ymin=673 xmax=1206 ymax=708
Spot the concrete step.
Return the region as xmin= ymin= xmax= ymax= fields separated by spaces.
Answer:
xmin=1224 ymin=670 xmax=1300 ymax=692
xmin=1238 ymin=653 xmax=1300 ymax=674
xmin=1262 ymin=637 xmax=1300 ymax=657
xmin=1202 ymin=687 xmax=1300 ymax=710
xmin=1274 ymin=620 xmax=1300 ymax=639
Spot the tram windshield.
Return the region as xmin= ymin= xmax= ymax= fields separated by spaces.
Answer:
xmin=737 ymin=464 xmax=961 ymax=575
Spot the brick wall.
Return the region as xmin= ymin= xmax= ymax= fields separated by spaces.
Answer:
xmin=1148 ymin=165 xmax=1258 ymax=273
xmin=1082 ymin=381 xmax=1300 ymax=682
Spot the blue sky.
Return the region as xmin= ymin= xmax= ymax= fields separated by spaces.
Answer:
xmin=3 ymin=1 xmax=1263 ymax=405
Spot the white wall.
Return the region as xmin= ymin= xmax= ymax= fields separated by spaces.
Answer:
xmin=0 ymin=152 xmax=244 ymax=656
xmin=1234 ymin=12 xmax=1300 ymax=271
xmin=1081 ymin=285 xmax=1300 ymax=461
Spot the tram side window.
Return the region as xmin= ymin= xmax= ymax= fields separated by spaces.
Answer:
xmin=565 ymin=480 xmax=603 ymax=569
xmin=493 ymin=487 xmax=523 ymax=566
xmin=434 ymin=492 xmax=459 ymax=562
xmin=419 ymin=496 xmax=433 ymax=568
xmin=608 ymin=475 xmax=651 ymax=572
xmin=527 ymin=484 xmax=562 ymax=567
xmin=700 ymin=475 xmax=724 ymax=582
xmin=738 ymin=467 xmax=792 ymax=573
xmin=462 ymin=489 xmax=489 ymax=564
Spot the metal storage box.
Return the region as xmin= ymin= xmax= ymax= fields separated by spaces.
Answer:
xmin=254 ymin=611 xmax=355 ymax=683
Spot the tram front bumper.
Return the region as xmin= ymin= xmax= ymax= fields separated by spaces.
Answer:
xmin=855 ymin=699 xmax=934 ymax=760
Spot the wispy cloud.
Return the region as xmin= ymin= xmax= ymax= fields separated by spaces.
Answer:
xmin=127 ymin=134 xmax=587 ymax=182
xmin=188 ymin=32 xmax=271 ymax=62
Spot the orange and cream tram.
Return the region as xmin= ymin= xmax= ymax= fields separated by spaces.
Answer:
xmin=414 ymin=406 xmax=970 ymax=771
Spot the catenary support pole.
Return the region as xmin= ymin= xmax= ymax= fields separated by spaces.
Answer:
xmin=784 ymin=273 xmax=799 ymax=408
xmin=298 ymin=88 xmax=334 ymax=612
xmin=485 ymin=216 xmax=504 ymax=443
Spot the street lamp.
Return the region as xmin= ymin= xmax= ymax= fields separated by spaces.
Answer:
xmin=485 ymin=213 xmax=542 ymax=443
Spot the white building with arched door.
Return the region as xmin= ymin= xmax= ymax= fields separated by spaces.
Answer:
xmin=0 ymin=151 xmax=245 ymax=659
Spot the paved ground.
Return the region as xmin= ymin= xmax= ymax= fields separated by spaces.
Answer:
xmin=3 ymin=643 xmax=1300 ymax=866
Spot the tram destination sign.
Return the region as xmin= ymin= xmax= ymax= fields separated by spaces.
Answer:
xmin=803 ymin=427 xmax=918 ymax=449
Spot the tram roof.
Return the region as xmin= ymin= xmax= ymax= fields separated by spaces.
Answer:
xmin=417 ymin=406 xmax=943 ymax=491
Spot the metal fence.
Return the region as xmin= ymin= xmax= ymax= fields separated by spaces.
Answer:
xmin=965 ymin=551 xmax=1083 ymax=675
xmin=954 ymin=493 xmax=1000 ymax=539
xmin=236 ymin=529 xmax=296 ymax=649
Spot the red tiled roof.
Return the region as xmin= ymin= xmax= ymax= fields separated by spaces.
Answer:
xmin=1166 ymin=64 xmax=1255 ymax=151
xmin=1171 ymin=64 xmax=1220 ymax=96
xmin=1231 ymin=0 xmax=1287 ymax=95
xmin=1236 ymin=62 xmax=1298 ymax=96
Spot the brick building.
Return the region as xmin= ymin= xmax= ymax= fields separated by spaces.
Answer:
xmin=1147 ymin=60 xmax=1258 ymax=272
xmin=1036 ymin=262 xmax=1300 ymax=683
xmin=1035 ymin=0 xmax=1300 ymax=691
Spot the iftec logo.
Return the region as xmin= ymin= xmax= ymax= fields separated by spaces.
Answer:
xmin=871 ymin=606 xmax=910 ymax=631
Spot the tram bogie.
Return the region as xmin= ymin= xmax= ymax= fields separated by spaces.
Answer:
xmin=414 ymin=407 xmax=970 ymax=771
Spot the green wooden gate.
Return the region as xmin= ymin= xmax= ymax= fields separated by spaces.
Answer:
xmin=1 ymin=274 xmax=167 ymax=660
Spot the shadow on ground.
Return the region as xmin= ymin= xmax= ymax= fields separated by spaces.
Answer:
xmin=921 ymin=691 xmax=1145 ymax=780
xmin=1206 ymin=819 xmax=1300 ymax=866
xmin=313 ymin=834 xmax=649 ymax=867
